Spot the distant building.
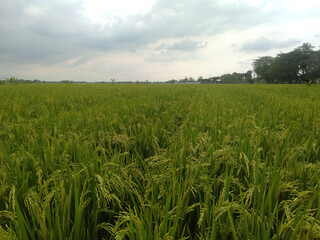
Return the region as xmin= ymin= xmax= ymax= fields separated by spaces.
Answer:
xmin=175 ymin=82 xmax=200 ymax=84
xmin=200 ymin=77 xmax=222 ymax=84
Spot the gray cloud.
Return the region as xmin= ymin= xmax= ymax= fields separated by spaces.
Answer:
xmin=239 ymin=37 xmax=301 ymax=52
xmin=0 ymin=0 xmax=313 ymax=66
xmin=155 ymin=43 xmax=167 ymax=51
xmin=0 ymin=0 xmax=91 ymax=63
xmin=167 ymin=39 xmax=207 ymax=52
xmin=147 ymin=39 xmax=206 ymax=62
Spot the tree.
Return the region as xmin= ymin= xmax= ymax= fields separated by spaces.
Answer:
xmin=292 ymin=43 xmax=315 ymax=83
xmin=197 ymin=76 xmax=204 ymax=82
xmin=269 ymin=51 xmax=299 ymax=83
xmin=268 ymin=43 xmax=316 ymax=83
xmin=253 ymin=43 xmax=318 ymax=84
xmin=60 ymin=80 xmax=72 ymax=84
xmin=252 ymin=56 xmax=274 ymax=83
xmin=167 ymin=79 xmax=177 ymax=84
xmin=306 ymin=50 xmax=320 ymax=83
xmin=188 ymin=77 xmax=195 ymax=82
xmin=244 ymin=70 xmax=253 ymax=83
xmin=7 ymin=76 xmax=18 ymax=85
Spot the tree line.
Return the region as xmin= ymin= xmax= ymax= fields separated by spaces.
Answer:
xmin=253 ymin=43 xmax=320 ymax=84
xmin=0 ymin=77 xmax=44 ymax=85
xmin=166 ymin=71 xmax=253 ymax=84
xmin=2 ymin=43 xmax=319 ymax=85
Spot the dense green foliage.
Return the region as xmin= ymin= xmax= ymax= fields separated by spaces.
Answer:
xmin=0 ymin=84 xmax=320 ymax=239
xmin=253 ymin=43 xmax=320 ymax=84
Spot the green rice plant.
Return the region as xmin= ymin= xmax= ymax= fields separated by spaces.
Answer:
xmin=0 ymin=84 xmax=319 ymax=239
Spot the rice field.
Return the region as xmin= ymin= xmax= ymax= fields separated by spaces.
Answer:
xmin=0 ymin=83 xmax=320 ymax=239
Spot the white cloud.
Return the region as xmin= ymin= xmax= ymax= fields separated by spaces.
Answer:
xmin=84 ymin=0 xmax=156 ymax=23
xmin=24 ymin=6 xmax=45 ymax=16
xmin=281 ymin=0 xmax=320 ymax=12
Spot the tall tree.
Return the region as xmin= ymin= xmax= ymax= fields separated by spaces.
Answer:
xmin=292 ymin=43 xmax=315 ymax=83
xmin=269 ymin=51 xmax=300 ymax=83
xmin=252 ymin=56 xmax=274 ymax=83
xmin=306 ymin=50 xmax=320 ymax=83
xmin=253 ymin=43 xmax=318 ymax=83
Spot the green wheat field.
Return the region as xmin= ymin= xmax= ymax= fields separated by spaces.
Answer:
xmin=0 ymin=84 xmax=320 ymax=239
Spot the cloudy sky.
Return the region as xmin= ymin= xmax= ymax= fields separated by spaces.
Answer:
xmin=1 ymin=0 xmax=319 ymax=82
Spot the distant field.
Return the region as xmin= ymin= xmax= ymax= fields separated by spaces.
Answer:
xmin=0 ymin=84 xmax=320 ymax=239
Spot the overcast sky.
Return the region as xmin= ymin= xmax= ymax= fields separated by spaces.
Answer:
xmin=1 ymin=0 xmax=319 ymax=82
